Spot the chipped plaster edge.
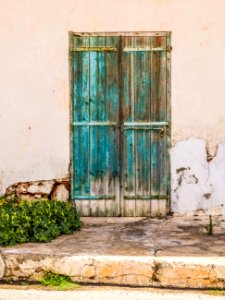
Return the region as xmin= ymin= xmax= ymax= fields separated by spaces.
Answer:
xmin=171 ymin=137 xmax=225 ymax=215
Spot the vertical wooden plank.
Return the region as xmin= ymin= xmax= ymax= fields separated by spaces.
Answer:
xmin=158 ymin=37 xmax=167 ymax=209
xmin=135 ymin=36 xmax=151 ymax=217
xmin=73 ymin=36 xmax=90 ymax=216
xmin=150 ymin=36 xmax=167 ymax=217
xmin=166 ymin=32 xmax=171 ymax=214
xmin=151 ymin=199 xmax=167 ymax=217
xmin=89 ymin=36 xmax=106 ymax=216
xmin=122 ymin=37 xmax=136 ymax=216
xmin=69 ymin=32 xmax=74 ymax=203
xmin=150 ymin=35 xmax=161 ymax=217
xmin=105 ymin=36 xmax=120 ymax=216
xmin=158 ymin=37 xmax=168 ymax=216
xmin=151 ymin=36 xmax=167 ymax=122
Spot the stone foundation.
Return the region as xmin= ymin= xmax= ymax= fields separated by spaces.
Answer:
xmin=4 ymin=178 xmax=70 ymax=202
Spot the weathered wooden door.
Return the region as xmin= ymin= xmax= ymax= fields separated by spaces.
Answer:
xmin=71 ymin=32 xmax=171 ymax=217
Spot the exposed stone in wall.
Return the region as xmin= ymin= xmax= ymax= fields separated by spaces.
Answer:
xmin=51 ymin=183 xmax=69 ymax=202
xmin=171 ymin=137 xmax=225 ymax=215
xmin=4 ymin=178 xmax=70 ymax=201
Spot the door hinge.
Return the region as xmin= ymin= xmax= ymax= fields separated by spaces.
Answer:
xmin=70 ymin=46 xmax=117 ymax=52
xmin=123 ymin=46 xmax=172 ymax=52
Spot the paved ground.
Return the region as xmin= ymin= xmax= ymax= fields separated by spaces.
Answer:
xmin=1 ymin=216 xmax=225 ymax=288
xmin=2 ymin=215 xmax=225 ymax=256
xmin=0 ymin=286 xmax=224 ymax=300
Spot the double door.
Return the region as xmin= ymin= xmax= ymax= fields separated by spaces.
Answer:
xmin=71 ymin=32 xmax=171 ymax=216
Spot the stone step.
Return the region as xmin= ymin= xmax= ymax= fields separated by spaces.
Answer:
xmin=1 ymin=252 xmax=225 ymax=289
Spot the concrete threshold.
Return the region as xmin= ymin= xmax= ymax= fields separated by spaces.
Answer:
xmin=0 ymin=216 xmax=225 ymax=288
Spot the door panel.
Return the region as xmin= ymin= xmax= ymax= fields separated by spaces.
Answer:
xmin=73 ymin=37 xmax=90 ymax=217
xmin=121 ymin=36 xmax=169 ymax=216
xmin=73 ymin=36 xmax=120 ymax=216
xmin=71 ymin=33 xmax=171 ymax=217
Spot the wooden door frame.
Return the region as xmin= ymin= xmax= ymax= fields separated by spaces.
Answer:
xmin=69 ymin=31 xmax=171 ymax=215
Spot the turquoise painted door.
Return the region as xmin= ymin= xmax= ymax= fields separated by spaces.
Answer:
xmin=71 ymin=33 xmax=171 ymax=217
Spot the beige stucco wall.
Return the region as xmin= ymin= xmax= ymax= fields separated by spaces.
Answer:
xmin=0 ymin=0 xmax=225 ymax=202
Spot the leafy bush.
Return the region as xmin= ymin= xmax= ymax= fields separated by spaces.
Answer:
xmin=0 ymin=198 xmax=81 ymax=246
xmin=39 ymin=271 xmax=79 ymax=290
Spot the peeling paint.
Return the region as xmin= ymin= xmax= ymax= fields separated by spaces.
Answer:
xmin=171 ymin=137 xmax=225 ymax=215
xmin=203 ymin=193 xmax=211 ymax=200
xmin=176 ymin=167 xmax=190 ymax=173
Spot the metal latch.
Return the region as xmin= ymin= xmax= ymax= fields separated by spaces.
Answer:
xmin=152 ymin=127 xmax=165 ymax=137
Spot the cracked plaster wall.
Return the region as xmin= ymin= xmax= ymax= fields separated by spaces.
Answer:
xmin=171 ymin=138 xmax=225 ymax=215
xmin=1 ymin=0 xmax=225 ymax=214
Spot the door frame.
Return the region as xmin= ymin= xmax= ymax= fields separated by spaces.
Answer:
xmin=69 ymin=31 xmax=171 ymax=215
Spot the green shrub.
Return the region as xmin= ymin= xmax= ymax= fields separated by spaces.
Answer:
xmin=0 ymin=198 xmax=81 ymax=246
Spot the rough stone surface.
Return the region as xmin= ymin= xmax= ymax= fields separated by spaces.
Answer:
xmin=51 ymin=184 xmax=69 ymax=201
xmin=2 ymin=254 xmax=225 ymax=289
xmin=26 ymin=181 xmax=55 ymax=195
xmin=171 ymin=137 xmax=225 ymax=215
xmin=151 ymin=257 xmax=225 ymax=288
xmin=2 ymin=255 xmax=155 ymax=286
xmin=1 ymin=217 xmax=225 ymax=288
xmin=0 ymin=255 xmax=6 ymax=280
xmin=2 ymin=252 xmax=225 ymax=288
xmin=4 ymin=178 xmax=70 ymax=201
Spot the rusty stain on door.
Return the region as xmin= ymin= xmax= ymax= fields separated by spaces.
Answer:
xmin=70 ymin=32 xmax=171 ymax=217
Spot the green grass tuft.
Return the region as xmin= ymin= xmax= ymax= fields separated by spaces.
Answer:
xmin=39 ymin=272 xmax=79 ymax=290
xmin=206 ymin=289 xmax=225 ymax=296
